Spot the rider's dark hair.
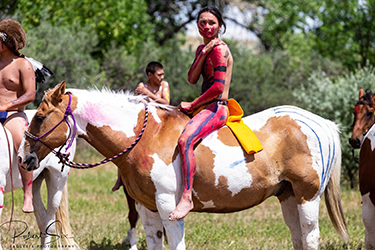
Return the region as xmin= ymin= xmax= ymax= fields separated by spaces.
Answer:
xmin=197 ymin=6 xmax=226 ymax=34
xmin=146 ymin=61 xmax=163 ymax=75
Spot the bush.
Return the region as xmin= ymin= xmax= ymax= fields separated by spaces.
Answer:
xmin=293 ymin=65 xmax=375 ymax=188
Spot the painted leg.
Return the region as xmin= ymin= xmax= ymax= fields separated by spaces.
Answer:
xmin=279 ymin=194 xmax=303 ymax=249
xmin=169 ymin=132 xmax=195 ymax=221
xmin=362 ymin=193 xmax=375 ymax=249
xmin=123 ymin=186 xmax=139 ymax=250
xmin=297 ymin=198 xmax=321 ymax=250
xmin=137 ymin=203 xmax=164 ymax=250
xmin=169 ymin=105 xmax=227 ymax=221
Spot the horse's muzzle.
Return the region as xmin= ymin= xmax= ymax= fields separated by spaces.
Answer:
xmin=349 ymin=138 xmax=361 ymax=149
xmin=19 ymin=152 xmax=39 ymax=171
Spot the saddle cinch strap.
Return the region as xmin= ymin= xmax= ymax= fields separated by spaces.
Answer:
xmin=192 ymin=99 xmax=263 ymax=154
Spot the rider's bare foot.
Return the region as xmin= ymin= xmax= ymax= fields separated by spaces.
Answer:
xmin=112 ymin=178 xmax=123 ymax=192
xmin=22 ymin=196 xmax=34 ymax=213
xmin=169 ymin=197 xmax=193 ymax=221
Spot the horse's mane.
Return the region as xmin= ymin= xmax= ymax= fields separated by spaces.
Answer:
xmin=360 ymin=90 xmax=375 ymax=107
xmin=58 ymin=87 xmax=176 ymax=112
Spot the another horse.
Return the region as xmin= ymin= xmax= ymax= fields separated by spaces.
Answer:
xmin=0 ymin=109 xmax=77 ymax=249
xmin=22 ymin=81 xmax=349 ymax=250
xmin=349 ymin=88 xmax=375 ymax=249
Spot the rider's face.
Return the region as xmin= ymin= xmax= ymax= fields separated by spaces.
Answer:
xmin=197 ymin=12 xmax=221 ymax=39
xmin=150 ymin=69 xmax=164 ymax=85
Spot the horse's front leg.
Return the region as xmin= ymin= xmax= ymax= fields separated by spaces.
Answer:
xmin=136 ymin=203 xmax=164 ymax=250
xmin=362 ymin=193 xmax=375 ymax=249
xmin=155 ymin=194 xmax=186 ymax=250
xmin=123 ymin=186 xmax=139 ymax=250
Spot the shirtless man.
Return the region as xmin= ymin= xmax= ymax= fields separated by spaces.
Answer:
xmin=0 ymin=19 xmax=36 ymax=213
xmin=135 ymin=61 xmax=170 ymax=105
xmin=112 ymin=61 xmax=170 ymax=191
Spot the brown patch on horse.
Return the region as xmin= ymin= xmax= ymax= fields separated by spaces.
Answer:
xmin=217 ymin=126 xmax=242 ymax=147
xmin=359 ymin=138 xmax=375 ymax=206
xmin=257 ymin=116 xmax=320 ymax=204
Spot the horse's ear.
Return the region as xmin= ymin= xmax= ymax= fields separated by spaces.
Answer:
xmin=51 ymin=81 xmax=66 ymax=102
xmin=359 ymin=88 xmax=365 ymax=98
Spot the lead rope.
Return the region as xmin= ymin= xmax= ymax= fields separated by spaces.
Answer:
xmin=58 ymin=104 xmax=149 ymax=169
xmin=2 ymin=125 xmax=14 ymax=230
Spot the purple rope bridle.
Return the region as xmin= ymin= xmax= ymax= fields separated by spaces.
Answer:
xmin=25 ymin=93 xmax=149 ymax=171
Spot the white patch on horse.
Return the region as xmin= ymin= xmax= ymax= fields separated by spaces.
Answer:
xmin=201 ymin=131 xmax=252 ymax=196
xmin=150 ymin=153 xmax=181 ymax=213
xmin=68 ymin=89 xmax=143 ymax=137
xmin=149 ymin=105 xmax=162 ymax=124
xmin=363 ymin=124 xmax=375 ymax=151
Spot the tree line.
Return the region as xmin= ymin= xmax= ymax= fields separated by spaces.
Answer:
xmin=2 ymin=0 xmax=375 ymax=188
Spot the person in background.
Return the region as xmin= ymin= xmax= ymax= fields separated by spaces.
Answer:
xmin=0 ymin=19 xmax=36 ymax=213
xmin=169 ymin=6 xmax=233 ymax=221
xmin=112 ymin=61 xmax=170 ymax=192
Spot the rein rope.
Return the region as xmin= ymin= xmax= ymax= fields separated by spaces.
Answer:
xmin=25 ymin=93 xmax=149 ymax=171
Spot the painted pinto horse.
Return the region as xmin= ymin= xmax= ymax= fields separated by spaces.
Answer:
xmin=349 ymin=88 xmax=375 ymax=249
xmin=21 ymin=82 xmax=349 ymax=250
xmin=0 ymin=110 xmax=77 ymax=250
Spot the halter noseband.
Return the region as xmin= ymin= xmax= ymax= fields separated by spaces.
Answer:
xmin=25 ymin=93 xmax=149 ymax=171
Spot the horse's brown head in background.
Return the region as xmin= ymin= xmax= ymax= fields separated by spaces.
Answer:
xmin=349 ymin=88 xmax=375 ymax=149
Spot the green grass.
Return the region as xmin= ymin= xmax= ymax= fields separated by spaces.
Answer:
xmin=0 ymin=143 xmax=368 ymax=249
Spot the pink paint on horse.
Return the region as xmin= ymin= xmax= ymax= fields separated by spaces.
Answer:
xmin=22 ymin=82 xmax=349 ymax=250
xmin=349 ymin=88 xmax=375 ymax=249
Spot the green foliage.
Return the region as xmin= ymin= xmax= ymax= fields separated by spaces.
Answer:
xmin=15 ymin=0 xmax=153 ymax=54
xmin=293 ymin=66 xmax=375 ymax=187
xmin=314 ymin=0 xmax=375 ymax=70
xmin=20 ymin=19 xmax=103 ymax=106
xmin=228 ymin=39 xmax=344 ymax=115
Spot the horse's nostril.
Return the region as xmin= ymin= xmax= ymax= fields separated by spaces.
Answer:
xmin=349 ymin=138 xmax=361 ymax=148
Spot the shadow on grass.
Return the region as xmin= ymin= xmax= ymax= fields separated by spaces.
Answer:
xmin=88 ymin=238 xmax=147 ymax=250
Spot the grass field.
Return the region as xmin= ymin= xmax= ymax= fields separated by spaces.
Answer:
xmin=0 ymin=143 xmax=368 ymax=249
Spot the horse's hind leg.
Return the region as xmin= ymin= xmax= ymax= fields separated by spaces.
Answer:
xmin=297 ymin=198 xmax=321 ymax=250
xmin=278 ymin=186 xmax=303 ymax=249
xmin=363 ymin=193 xmax=375 ymax=249
xmin=136 ymin=203 xmax=164 ymax=250
xmin=123 ymin=186 xmax=139 ymax=250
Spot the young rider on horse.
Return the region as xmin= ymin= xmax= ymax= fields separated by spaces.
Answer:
xmin=0 ymin=19 xmax=36 ymax=213
xmin=169 ymin=6 xmax=233 ymax=221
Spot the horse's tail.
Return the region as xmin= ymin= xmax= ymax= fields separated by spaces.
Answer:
xmin=55 ymin=182 xmax=80 ymax=249
xmin=324 ymin=127 xmax=350 ymax=242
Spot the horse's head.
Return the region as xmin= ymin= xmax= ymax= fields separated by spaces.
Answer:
xmin=20 ymin=81 xmax=76 ymax=171
xmin=349 ymin=88 xmax=375 ymax=149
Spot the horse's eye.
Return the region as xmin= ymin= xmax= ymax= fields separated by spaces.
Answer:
xmin=367 ymin=111 xmax=374 ymax=117
xmin=36 ymin=115 xmax=46 ymax=121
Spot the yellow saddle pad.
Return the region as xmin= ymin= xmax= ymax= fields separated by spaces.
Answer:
xmin=226 ymin=99 xmax=263 ymax=154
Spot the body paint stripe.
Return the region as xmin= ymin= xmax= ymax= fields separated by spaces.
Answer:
xmin=214 ymin=66 xmax=227 ymax=72
xmin=214 ymin=79 xmax=225 ymax=84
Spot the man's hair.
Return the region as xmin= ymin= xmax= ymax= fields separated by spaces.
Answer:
xmin=0 ymin=19 xmax=26 ymax=56
xmin=146 ymin=61 xmax=164 ymax=75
